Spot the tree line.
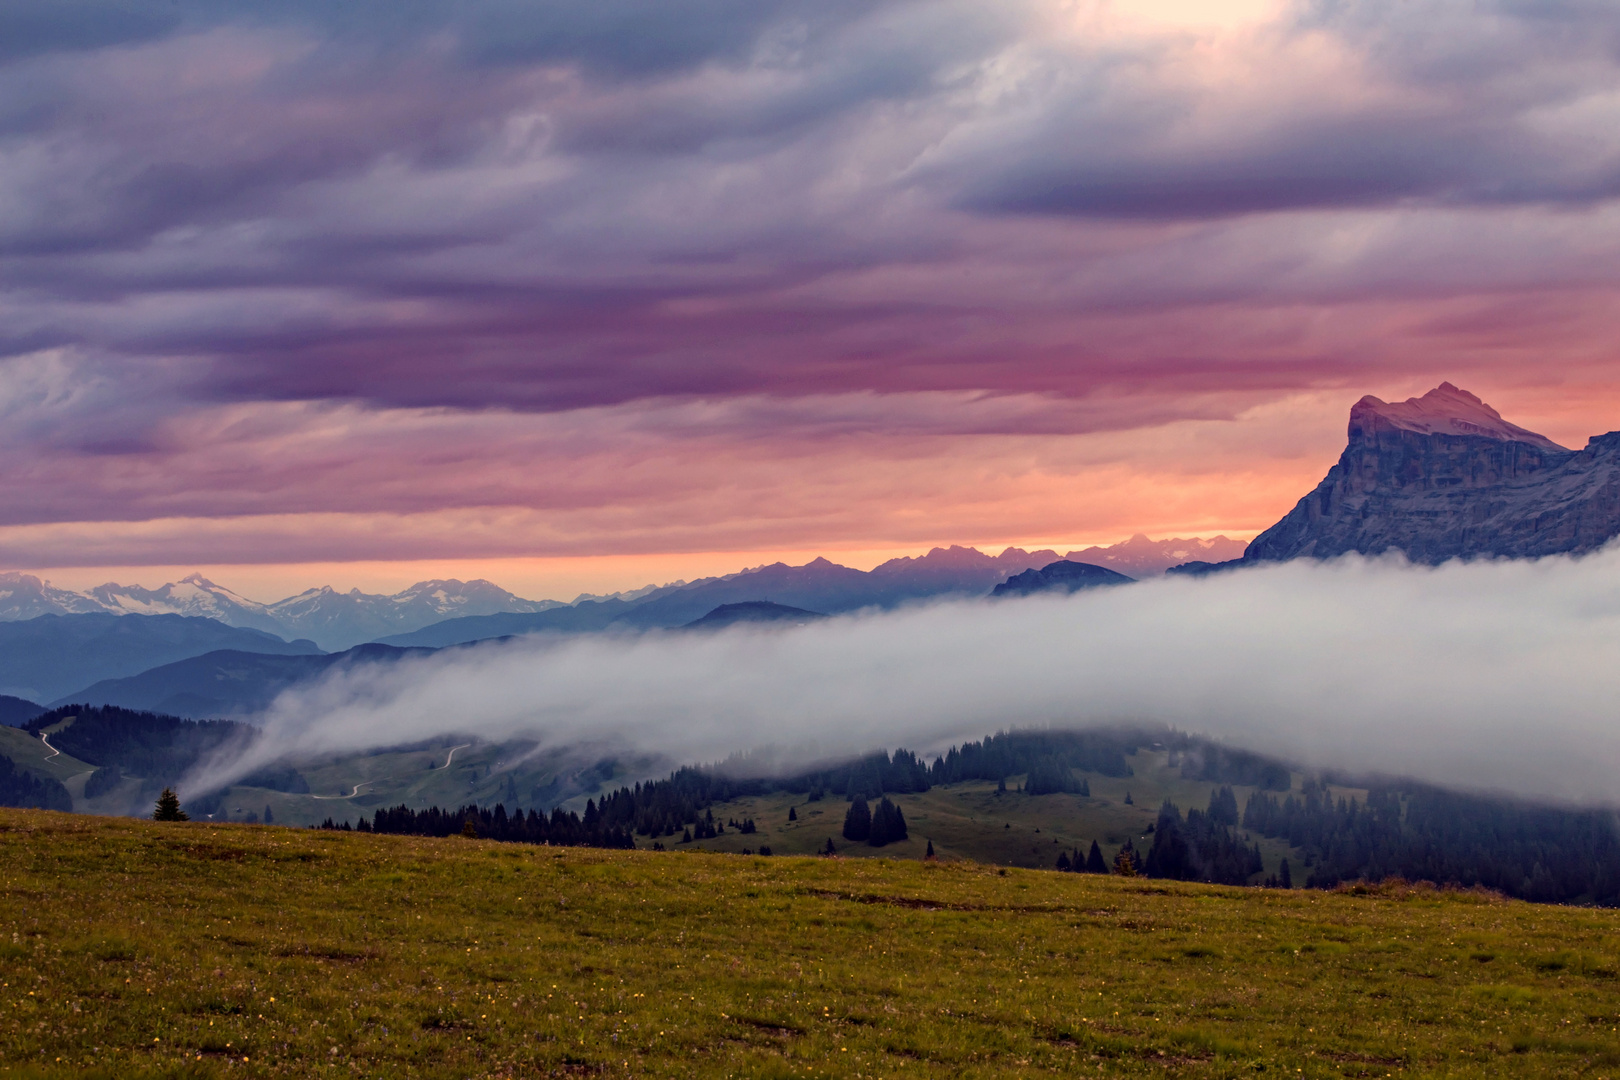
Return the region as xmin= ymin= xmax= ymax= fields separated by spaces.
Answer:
xmin=318 ymin=800 xmax=636 ymax=849
xmin=1241 ymin=780 xmax=1620 ymax=905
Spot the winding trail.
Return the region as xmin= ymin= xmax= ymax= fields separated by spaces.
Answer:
xmin=306 ymin=742 xmax=473 ymax=801
xmin=312 ymin=781 xmax=371 ymax=801
xmin=39 ymin=732 xmax=61 ymax=762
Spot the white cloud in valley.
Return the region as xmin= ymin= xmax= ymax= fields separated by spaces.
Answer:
xmin=197 ymin=546 xmax=1620 ymax=805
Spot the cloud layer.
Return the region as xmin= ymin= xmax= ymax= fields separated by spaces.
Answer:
xmin=201 ymin=549 xmax=1620 ymax=806
xmin=5 ymin=0 xmax=1620 ymax=571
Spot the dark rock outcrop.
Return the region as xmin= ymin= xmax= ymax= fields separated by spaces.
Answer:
xmin=1245 ymin=382 xmax=1620 ymax=564
xmin=992 ymin=561 xmax=1135 ymax=597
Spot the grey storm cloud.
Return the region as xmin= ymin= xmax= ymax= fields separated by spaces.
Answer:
xmin=2 ymin=0 xmax=1619 ymax=426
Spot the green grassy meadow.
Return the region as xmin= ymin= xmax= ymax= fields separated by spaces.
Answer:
xmin=4 ymin=809 xmax=1620 ymax=1078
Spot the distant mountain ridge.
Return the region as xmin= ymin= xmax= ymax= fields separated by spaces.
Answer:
xmin=1238 ymin=383 xmax=1620 ymax=565
xmin=1 ymin=534 xmax=1244 ymax=656
xmin=0 ymin=573 xmax=560 ymax=651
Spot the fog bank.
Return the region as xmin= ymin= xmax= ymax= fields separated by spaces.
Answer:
xmin=199 ymin=548 xmax=1620 ymax=804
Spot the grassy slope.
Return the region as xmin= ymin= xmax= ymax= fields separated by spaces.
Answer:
xmin=668 ymin=749 xmax=1343 ymax=880
xmin=5 ymin=725 xmax=1349 ymax=878
xmin=4 ymin=810 xmax=1620 ymax=1078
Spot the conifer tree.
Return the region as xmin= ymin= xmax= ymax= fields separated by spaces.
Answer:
xmin=1124 ymin=790 xmax=1133 ymax=805
xmin=263 ymin=804 xmax=273 ymax=825
xmin=461 ymin=817 xmax=479 ymax=838
xmin=682 ymin=828 xmax=693 ymax=843
xmin=1279 ymin=858 xmax=1292 ymax=888
xmin=1086 ymin=841 xmax=1107 ymax=874
xmin=843 ymin=797 xmax=872 ymax=841
xmin=1113 ymin=841 xmax=1138 ymax=876
xmin=926 ymin=839 xmax=935 ymax=858
xmin=1056 ymin=851 xmax=1072 ymax=871
xmin=788 ymin=806 xmax=797 ymax=821
xmin=152 ymin=787 xmax=188 ymax=821
xmin=823 ymin=837 xmax=837 ymax=855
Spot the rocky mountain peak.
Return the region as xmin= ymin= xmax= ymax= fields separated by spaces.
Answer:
xmin=1243 ymin=384 xmax=1620 ymax=565
xmin=1350 ymin=383 xmax=1568 ymax=452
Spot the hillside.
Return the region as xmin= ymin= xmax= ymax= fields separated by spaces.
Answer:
xmin=2 ymin=809 xmax=1617 ymax=1078
xmin=0 ymin=614 xmax=323 ymax=705
xmin=47 ymin=644 xmax=430 ymax=718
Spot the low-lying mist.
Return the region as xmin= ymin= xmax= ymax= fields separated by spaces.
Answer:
xmin=194 ymin=547 xmax=1620 ymax=805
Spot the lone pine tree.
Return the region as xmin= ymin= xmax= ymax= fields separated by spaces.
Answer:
xmin=152 ymin=788 xmax=188 ymax=822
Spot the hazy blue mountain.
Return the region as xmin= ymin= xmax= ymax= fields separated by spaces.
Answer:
xmin=991 ymin=561 xmax=1135 ymax=597
xmin=374 ymin=599 xmax=635 ymax=648
xmin=379 ymin=547 xmax=1076 ymax=647
xmin=0 ymin=614 xmax=324 ymax=704
xmin=0 ymin=695 xmax=44 ymax=727
xmin=1062 ymin=534 xmax=1247 ymax=577
xmin=51 ymin=643 xmax=433 ymax=719
xmin=682 ymin=601 xmax=827 ymax=629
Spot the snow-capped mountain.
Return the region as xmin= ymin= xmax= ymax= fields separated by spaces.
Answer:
xmin=0 ymin=573 xmax=111 ymax=620
xmin=85 ymin=573 xmax=289 ymax=637
xmin=263 ymin=579 xmax=562 ymax=650
xmin=0 ymin=573 xmax=560 ymax=651
xmin=1063 ymin=534 xmax=1249 ymax=577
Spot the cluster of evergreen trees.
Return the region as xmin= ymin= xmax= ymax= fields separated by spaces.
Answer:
xmin=322 ymin=801 xmax=636 ymax=849
xmin=0 ymin=754 xmax=71 ymax=811
xmin=1025 ymin=758 xmax=1091 ymax=796
xmin=1054 ymin=841 xmax=1109 ymax=873
xmin=931 ymin=731 xmax=1137 ymax=785
xmin=1141 ymin=789 xmax=1265 ymax=885
xmin=841 ymin=796 xmax=908 ymax=846
xmin=1170 ymin=740 xmax=1291 ymax=791
xmin=575 ymin=730 xmax=1139 ymax=844
xmin=1241 ymin=780 xmax=1620 ymax=904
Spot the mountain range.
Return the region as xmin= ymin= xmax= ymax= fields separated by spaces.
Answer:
xmin=0 ymin=573 xmax=561 ymax=651
xmin=0 ymin=535 xmax=1242 ymax=652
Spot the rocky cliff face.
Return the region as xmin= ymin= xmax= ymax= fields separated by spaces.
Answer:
xmin=1246 ymin=383 xmax=1620 ymax=564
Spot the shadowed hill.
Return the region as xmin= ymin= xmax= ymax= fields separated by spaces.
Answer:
xmin=991 ymin=560 xmax=1135 ymax=597
xmin=682 ymin=601 xmax=827 ymax=629
xmin=50 ymin=643 xmax=432 ymax=719
xmin=0 ymin=613 xmax=324 ymax=704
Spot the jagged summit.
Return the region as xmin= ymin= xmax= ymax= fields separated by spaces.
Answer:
xmin=1350 ymin=382 xmax=1568 ymax=452
xmin=1239 ymin=383 xmax=1620 ymax=565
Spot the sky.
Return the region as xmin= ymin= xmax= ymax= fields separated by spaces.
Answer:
xmin=5 ymin=0 xmax=1620 ymax=601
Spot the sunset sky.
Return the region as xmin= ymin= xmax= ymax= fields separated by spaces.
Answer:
xmin=5 ymin=0 xmax=1620 ymax=601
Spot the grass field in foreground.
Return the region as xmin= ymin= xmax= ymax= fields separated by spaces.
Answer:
xmin=4 ymin=810 xmax=1620 ymax=1078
